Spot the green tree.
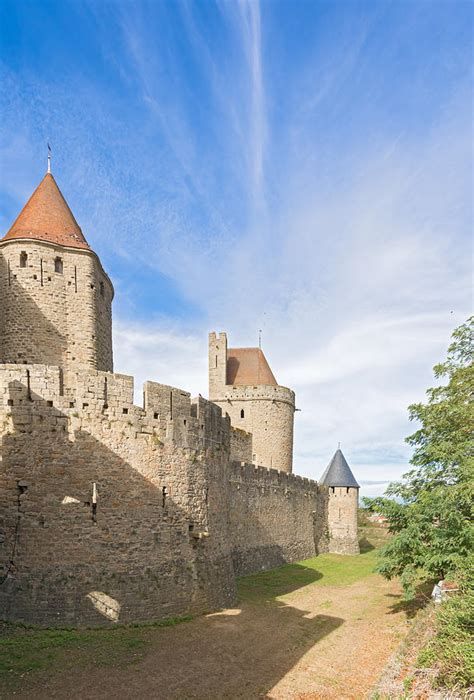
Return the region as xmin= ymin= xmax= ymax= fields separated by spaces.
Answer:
xmin=365 ymin=317 xmax=474 ymax=597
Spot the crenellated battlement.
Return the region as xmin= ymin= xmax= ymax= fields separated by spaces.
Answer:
xmin=230 ymin=460 xmax=324 ymax=492
xmin=0 ymin=363 xmax=233 ymax=453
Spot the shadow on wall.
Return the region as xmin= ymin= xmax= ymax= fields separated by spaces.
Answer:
xmin=229 ymin=473 xmax=329 ymax=577
xmin=0 ymin=285 xmax=329 ymax=640
xmin=0 ymin=381 xmax=235 ymax=627
xmin=0 ymin=253 xmax=67 ymax=367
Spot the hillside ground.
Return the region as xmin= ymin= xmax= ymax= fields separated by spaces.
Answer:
xmin=0 ymin=522 xmax=426 ymax=699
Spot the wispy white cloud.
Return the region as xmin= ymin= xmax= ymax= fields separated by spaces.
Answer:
xmin=1 ymin=1 xmax=471 ymax=499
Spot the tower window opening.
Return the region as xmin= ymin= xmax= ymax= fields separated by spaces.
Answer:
xmin=20 ymin=252 xmax=27 ymax=268
xmin=54 ymin=257 xmax=63 ymax=273
xmin=100 ymin=280 xmax=104 ymax=296
xmin=346 ymin=487 xmax=349 ymax=494
xmin=240 ymin=409 xmax=245 ymax=419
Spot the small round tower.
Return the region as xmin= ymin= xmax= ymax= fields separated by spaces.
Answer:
xmin=0 ymin=169 xmax=113 ymax=381
xmin=209 ymin=331 xmax=295 ymax=473
xmin=320 ymin=448 xmax=360 ymax=554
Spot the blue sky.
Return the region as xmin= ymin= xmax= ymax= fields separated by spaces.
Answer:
xmin=1 ymin=0 xmax=472 ymax=495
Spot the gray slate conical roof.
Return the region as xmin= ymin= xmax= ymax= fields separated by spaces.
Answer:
xmin=319 ymin=449 xmax=359 ymax=488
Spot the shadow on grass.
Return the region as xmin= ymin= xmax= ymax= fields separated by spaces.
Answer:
xmin=238 ymin=562 xmax=323 ymax=601
xmin=385 ymin=581 xmax=434 ymax=619
xmin=1 ymin=595 xmax=345 ymax=699
xmin=359 ymin=537 xmax=375 ymax=553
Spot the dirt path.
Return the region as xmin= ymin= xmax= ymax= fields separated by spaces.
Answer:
xmin=6 ymin=573 xmax=411 ymax=700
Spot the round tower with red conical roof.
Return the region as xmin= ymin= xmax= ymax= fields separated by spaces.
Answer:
xmin=0 ymin=169 xmax=113 ymax=379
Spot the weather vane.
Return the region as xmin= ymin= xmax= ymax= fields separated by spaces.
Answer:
xmin=258 ymin=329 xmax=262 ymax=349
xmin=47 ymin=143 xmax=52 ymax=174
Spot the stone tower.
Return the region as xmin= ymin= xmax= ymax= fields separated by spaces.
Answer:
xmin=320 ymin=448 xmax=360 ymax=554
xmin=0 ymin=169 xmax=113 ymax=381
xmin=209 ymin=331 xmax=295 ymax=473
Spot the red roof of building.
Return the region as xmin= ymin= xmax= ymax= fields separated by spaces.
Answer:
xmin=226 ymin=348 xmax=277 ymax=386
xmin=2 ymin=173 xmax=90 ymax=250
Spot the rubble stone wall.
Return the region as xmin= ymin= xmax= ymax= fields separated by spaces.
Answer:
xmin=0 ymin=240 xmax=113 ymax=378
xmin=0 ymin=363 xmax=328 ymax=627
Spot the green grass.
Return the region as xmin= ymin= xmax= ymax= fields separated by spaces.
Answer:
xmin=0 ymin=615 xmax=190 ymax=687
xmin=238 ymin=524 xmax=389 ymax=602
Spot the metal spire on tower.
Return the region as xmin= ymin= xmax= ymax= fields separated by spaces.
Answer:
xmin=47 ymin=143 xmax=52 ymax=174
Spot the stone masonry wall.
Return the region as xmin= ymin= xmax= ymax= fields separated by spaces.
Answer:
xmin=326 ymin=487 xmax=360 ymax=555
xmin=219 ymin=385 xmax=295 ymax=473
xmin=230 ymin=426 xmax=253 ymax=463
xmin=0 ymin=364 xmax=235 ymax=627
xmin=0 ymin=240 xmax=113 ymax=379
xmin=228 ymin=462 xmax=329 ymax=575
xmin=0 ymin=363 xmax=330 ymax=627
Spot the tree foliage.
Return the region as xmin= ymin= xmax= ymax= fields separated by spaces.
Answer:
xmin=365 ymin=317 xmax=474 ymax=596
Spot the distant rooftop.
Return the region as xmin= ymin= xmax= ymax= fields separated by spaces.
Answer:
xmin=227 ymin=347 xmax=277 ymax=386
xmin=319 ymin=449 xmax=359 ymax=488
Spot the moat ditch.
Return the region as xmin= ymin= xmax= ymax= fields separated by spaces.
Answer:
xmin=0 ymin=524 xmax=426 ymax=699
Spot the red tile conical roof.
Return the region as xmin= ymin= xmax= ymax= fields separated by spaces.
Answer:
xmin=2 ymin=173 xmax=90 ymax=250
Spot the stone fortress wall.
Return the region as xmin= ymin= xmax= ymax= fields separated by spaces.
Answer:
xmin=0 ymin=239 xmax=113 ymax=378
xmin=0 ymin=169 xmax=359 ymax=628
xmin=0 ymin=362 xmax=329 ymax=627
xmin=209 ymin=332 xmax=295 ymax=473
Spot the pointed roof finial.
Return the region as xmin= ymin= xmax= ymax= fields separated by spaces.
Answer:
xmin=258 ymin=329 xmax=262 ymax=349
xmin=338 ymin=441 xmax=341 ymax=449
xmin=47 ymin=143 xmax=52 ymax=174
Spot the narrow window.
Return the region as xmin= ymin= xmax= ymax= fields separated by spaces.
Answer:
xmin=26 ymin=369 xmax=32 ymax=401
xmin=20 ymin=252 xmax=27 ymax=268
xmin=54 ymin=257 xmax=63 ymax=273
xmin=100 ymin=280 xmax=104 ymax=297
xmin=240 ymin=409 xmax=245 ymax=419
xmin=162 ymin=486 xmax=168 ymax=507
xmin=346 ymin=487 xmax=349 ymax=494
